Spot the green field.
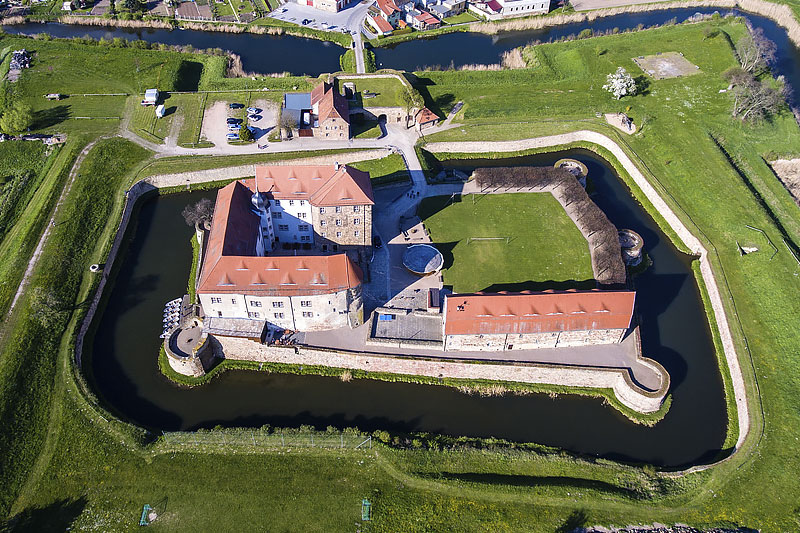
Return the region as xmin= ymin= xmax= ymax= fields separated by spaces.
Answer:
xmin=3 ymin=17 xmax=800 ymax=531
xmin=419 ymin=193 xmax=594 ymax=292
xmin=350 ymin=77 xmax=407 ymax=107
xmin=350 ymin=153 xmax=410 ymax=185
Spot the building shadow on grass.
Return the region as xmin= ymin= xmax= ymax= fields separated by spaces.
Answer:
xmin=555 ymin=508 xmax=588 ymax=533
xmin=1 ymin=496 xmax=87 ymax=533
xmin=174 ymin=60 xmax=203 ymax=92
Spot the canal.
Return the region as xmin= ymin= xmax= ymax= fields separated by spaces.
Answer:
xmin=88 ymin=149 xmax=727 ymax=467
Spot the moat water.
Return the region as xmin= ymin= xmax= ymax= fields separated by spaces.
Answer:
xmin=88 ymin=149 xmax=726 ymax=467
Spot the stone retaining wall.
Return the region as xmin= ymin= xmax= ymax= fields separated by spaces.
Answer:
xmin=215 ymin=335 xmax=667 ymax=413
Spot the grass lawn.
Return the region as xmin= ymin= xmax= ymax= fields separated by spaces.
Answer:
xmin=128 ymin=98 xmax=173 ymax=144
xmin=352 ymin=118 xmax=383 ymax=138
xmin=171 ymin=93 xmax=210 ymax=147
xmin=350 ymin=77 xmax=407 ymax=108
xmin=419 ymin=193 xmax=594 ymax=293
xmin=443 ymin=11 xmax=479 ymax=24
xmin=350 ymin=153 xmax=410 ymax=185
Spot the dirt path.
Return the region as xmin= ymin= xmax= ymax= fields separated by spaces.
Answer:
xmin=6 ymin=138 xmax=103 ymax=319
xmin=427 ymin=130 xmax=751 ymax=456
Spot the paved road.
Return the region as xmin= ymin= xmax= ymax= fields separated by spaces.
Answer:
xmin=268 ymin=0 xmax=374 ymax=34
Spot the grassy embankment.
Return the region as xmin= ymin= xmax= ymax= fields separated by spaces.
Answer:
xmin=3 ymin=18 xmax=800 ymax=531
xmin=418 ymin=193 xmax=595 ymax=292
xmin=416 ymin=18 xmax=800 ymax=529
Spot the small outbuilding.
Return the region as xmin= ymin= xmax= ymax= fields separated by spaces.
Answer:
xmin=415 ymin=107 xmax=439 ymax=132
xmin=155 ymin=104 xmax=165 ymax=118
xmin=62 ymin=1 xmax=73 ymax=10
xmin=143 ymin=89 xmax=159 ymax=106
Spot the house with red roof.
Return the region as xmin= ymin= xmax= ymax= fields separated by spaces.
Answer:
xmin=196 ymin=165 xmax=374 ymax=334
xmin=283 ymin=80 xmax=350 ymax=140
xmin=409 ymin=9 xmax=440 ymax=30
xmin=442 ymin=290 xmax=635 ymax=351
xmin=367 ymin=13 xmax=394 ymax=35
xmin=469 ymin=0 xmax=550 ymax=20
xmin=376 ymin=0 xmax=402 ymax=25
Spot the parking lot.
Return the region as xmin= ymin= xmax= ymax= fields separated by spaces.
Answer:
xmin=200 ymin=99 xmax=276 ymax=147
xmin=268 ymin=0 xmax=374 ymax=34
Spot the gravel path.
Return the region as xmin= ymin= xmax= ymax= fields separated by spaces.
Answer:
xmin=427 ymin=130 xmax=751 ymax=455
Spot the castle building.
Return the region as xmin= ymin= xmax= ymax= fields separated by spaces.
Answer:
xmin=442 ymin=290 xmax=635 ymax=351
xmin=196 ymin=164 xmax=374 ymax=334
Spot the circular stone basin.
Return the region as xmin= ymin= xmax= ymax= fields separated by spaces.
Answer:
xmin=402 ymin=244 xmax=444 ymax=276
xmin=171 ymin=326 xmax=203 ymax=359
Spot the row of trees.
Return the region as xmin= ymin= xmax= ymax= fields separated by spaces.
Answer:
xmin=726 ymin=27 xmax=782 ymax=123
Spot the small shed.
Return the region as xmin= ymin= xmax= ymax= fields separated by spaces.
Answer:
xmin=62 ymin=1 xmax=73 ymax=10
xmin=143 ymin=89 xmax=159 ymax=105
xmin=415 ymin=107 xmax=439 ymax=132
xmin=155 ymin=104 xmax=165 ymax=118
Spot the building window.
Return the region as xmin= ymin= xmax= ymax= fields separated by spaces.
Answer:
xmin=217 ymin=311 xmax=223 ymax=317
xmin=248 ymin=312 xmax=261 ymax=319
xmin=231 ymin=298 xmax=237 ymax=305
xmin=250 ymin=301 xmax=262 ymax=307
xmin=300 ymin=300 xmax=312 ymax=307
xmin=299 ymin=200 xmax=305 ymax=205
xmin=299 ymin=224 xmax=309 ymax=231
xmin=336 ymin=231 xmax=342 ymax=238
xmin=335 ymin=219 xmax=342 ymax=226
xmin=335 ymin=206 xmax=341 ymax=213
xmin=289 ymin=200 xmax=294 ymax=206
xmin=302 ymin=312 xmax=313 ymax=318
xmin=272 ymin=301 xmax=284 ymax=308
xmin=354 ymin=231 xmax=360 ymax=237
xmin=299 ymin=212 xmax=306 ymax=219
xmin=211 ymin=297 xmax=222 ymax=304
xmin=354 ymin=218 xmax=360 ymax=225
xmin=279 ymin=224 xmax=289 ymax=231
xmin=320 ymin=220 xmax=327 ymax=227
xmin=354 ymin=205 xmax=360 ymax=212
xmin=301 ymin=235 xmax=310 ymax=242
xmin=274 ymin=200 xmax=280 ymax=206
xmin=272 ymin=212 xmax=282 ymax=219
xmin=274 ymin=312 xmax=284 ymax=319
xmin=319 ymin=207 xmax=326 ymax=214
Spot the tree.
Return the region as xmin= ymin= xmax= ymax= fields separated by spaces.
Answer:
xmin=0 ymin=101 xmax=33 ymax=134
xmin=603 ymin=67 xmax=637 ymax=100
xmin=400 ymin=88 xmax=424 ymax=127
xmin=238 ymin=126 xmax=254 ymax=142
xmin=736 ymin=27 xmax=776 ymax=74
xmin=724 ymin=67 xmax=783 ymax=123
xmin=182 ymin=198 xmax=214 ymax=227
xmin=279 ymin=111 xmax=297 ymax=138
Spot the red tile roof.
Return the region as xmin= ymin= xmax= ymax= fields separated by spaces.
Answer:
xmin=252 ymin=164 xmax=374 ymax=206
xmin=486 ymin=0 xmax=502 ymax=11
xmin=370 ymin=14 xmax=394 ymax=33
xmin=377 ymin=0 xmax=399 ymax=16
xmin=415 ymin=10 xmax=440 ymax=24
xmin=198 ymin=179 xmax=363 ymax=296
xmin=415 ymin=107 xmax=439 ymax=125
xmin=311 ymin=80 xmax=349 ymax=124
xmin=443 ymin=290 xmax=635 ymax=336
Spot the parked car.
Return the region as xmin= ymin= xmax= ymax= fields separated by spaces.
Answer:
xmin=226 ymin=117 xmax=241 ymax=124
xmin=229 ymin=103 xmax=244 ymax=109
xmin=372 ymin=235 xmax=382 ymax=248
xmin=246 ymin=107 xmax=260 ymax=114
xmin=226 ymin=133 xmax=239 ymax=140
xmin=228 ymin=126 xmax=241 ymax=133
xmin=248 ymin=115 xmax=261 ymax=121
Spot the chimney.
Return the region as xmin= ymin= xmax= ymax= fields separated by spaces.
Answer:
xmin=334 ymin=161 xmax=340 ymax=170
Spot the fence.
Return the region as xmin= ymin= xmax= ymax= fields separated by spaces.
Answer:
xmin=160 ymin=428 xmax=373 ymax=451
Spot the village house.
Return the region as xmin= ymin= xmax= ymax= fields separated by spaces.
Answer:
xmin=298 ymin=0 xmax=348 ymax=13
xmin=376 ymin=0 xmax=402 ymax=26
xmin=283 ymin=81 xmax=350 ymax=140
xmin=442 ymin=290 xmax=636 ymax=351
xmin=470 ymin=0 xmax=550 ymax=19
xmin=408 ymin=9 xmax=441 ymax=30
xmin=197 ymin=165 xmax=375 ymax=334
xmin=367 ymin=13 xmax=395 ymax=35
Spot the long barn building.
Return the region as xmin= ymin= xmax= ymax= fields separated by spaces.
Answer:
xmin=442 ymin=290 xmax=636 ymax=351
